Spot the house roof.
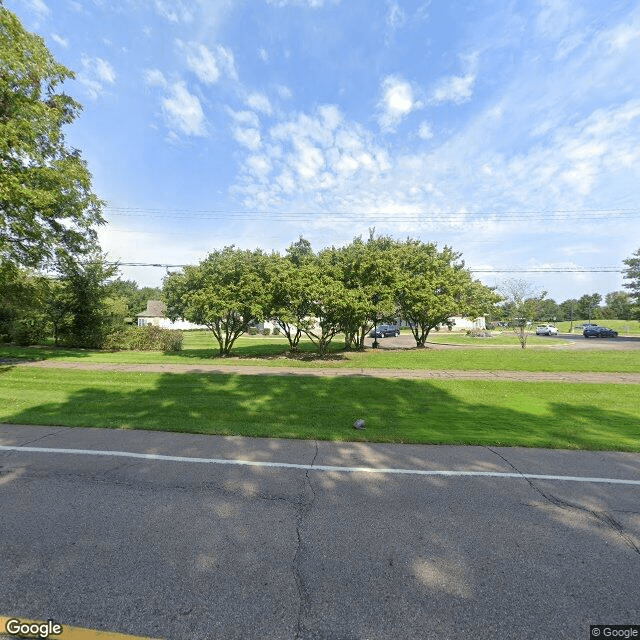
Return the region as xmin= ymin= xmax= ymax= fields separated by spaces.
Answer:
xmin=136 ymin=300 xmax=167 ymax=318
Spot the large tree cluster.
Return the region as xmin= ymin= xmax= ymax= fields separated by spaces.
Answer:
xmin=163 ymin=235 xmax=501 ymax=356
xmin=0 ymin=7 xmax=115 ymax=347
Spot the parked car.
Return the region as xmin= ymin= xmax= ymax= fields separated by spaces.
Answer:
xmin=583 ymin=326 xmax=618 ymax=338
xmin=369 ymin=325 xmax=400 ymax=338
xmin=535 ymin=325 xmax=559 ymax=336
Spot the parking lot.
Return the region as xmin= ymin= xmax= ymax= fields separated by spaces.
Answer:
xmin=366 ymin=331 xmax=640 ymax=351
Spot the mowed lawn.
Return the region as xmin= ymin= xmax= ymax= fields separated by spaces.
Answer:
xmin=1 ymin=330 xmax=640 ymax=372
xmin=1 ymin=366 xmax=639 ymax=451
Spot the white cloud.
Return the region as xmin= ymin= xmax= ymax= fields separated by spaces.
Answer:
xmin=378 ymin=75 xmax=421 ymax=131
xmin=430 ymin=72 xmax=475 ymax=105
xmin=607 ymin=22 xmax=640 ymax=51
xmin=94 ymin=58 xmax=116 ymax=84
xmin=154 ymin=0 xmax=193 ymax=23
xmin=246 ymin=92 xmax=273 ymax=115
xmin=236 ymin=104 xmax=390 ymax=209
xmin=535 ymin=0 xmax=577 ymax=40
xmin=234 ymin=128 xmax=262 ymax=150
xmin=144 ymin=68 xmax=168 ymax=88
xmin=175 ymin=41 xmax=239 ymax=86
xmin=418 ymin=121 xmax=433 ymax=140
xmin=277 ymin=85 xmax=293 ymax=100
xmin=50 ymin=33 xmax=68 ymax=48
xmin=79 ymin=56 xmax=116 ymax=99
xmin=162 ymin=82 xmax=207 ymax=137
xmin=25 ymin=0 xmax=49 ymax=17
xmin=386 ymin=1 xmax=406 ymax=29
xmin=179 ymin=42 xmax=219 ymax=84
xmin=429 ymin=52 xmax=478 ymax=105
xmin=267 ymin=0 xmax=339 ymax=7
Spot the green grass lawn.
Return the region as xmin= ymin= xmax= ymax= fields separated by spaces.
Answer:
xmin=1 ymin=330 xmax=639 ymax=372
xmin=1 ymin=367 xmax=639 ymax=451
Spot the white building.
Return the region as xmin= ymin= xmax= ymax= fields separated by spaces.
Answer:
xmin=135 ymin=300 xmax=208 ymax=330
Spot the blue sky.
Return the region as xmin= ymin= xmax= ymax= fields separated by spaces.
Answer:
xmin=7 ymin=0 xmax=640 ymax=302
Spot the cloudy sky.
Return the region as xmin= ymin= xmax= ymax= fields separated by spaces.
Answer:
xmin=8 ymin=0 xmax=640 ymax=301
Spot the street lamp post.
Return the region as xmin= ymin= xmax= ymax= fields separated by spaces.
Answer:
xmin=372 ymin=293 xmax=380 ymax=349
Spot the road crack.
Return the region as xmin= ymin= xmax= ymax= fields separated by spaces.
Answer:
xmin=293 ymin=441 xmax=319 ymax=640
xmin=486 ymin=447 xmax=640 ymax=558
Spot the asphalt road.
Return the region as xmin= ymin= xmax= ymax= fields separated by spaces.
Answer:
xmin=1 ymin=425 xmax=639 ymax=640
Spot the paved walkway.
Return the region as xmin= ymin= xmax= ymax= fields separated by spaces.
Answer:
xmin=16 ymin=359 xmax=640 ymax=383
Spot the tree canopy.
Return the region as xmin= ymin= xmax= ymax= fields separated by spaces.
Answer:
xmin=0 ymin=5 xmax=104 ymax=269
xmin=163 ymin=246 xmax=273 ymax=356
xmin=163 ymin=237 xmax=501 ymax=355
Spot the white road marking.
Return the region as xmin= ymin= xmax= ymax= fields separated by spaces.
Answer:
xmin=1 ymin=445 xmax=639 ymax=486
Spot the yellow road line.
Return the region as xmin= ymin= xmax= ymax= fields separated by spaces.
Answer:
xmin=1 ymin=617 xmax=161 ymax=640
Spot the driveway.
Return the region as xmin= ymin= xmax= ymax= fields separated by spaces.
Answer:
xmin=1 ymin=425 xmax=639 ymax=639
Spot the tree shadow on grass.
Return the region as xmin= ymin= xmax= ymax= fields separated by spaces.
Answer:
xmin=2 ymin=373 xmax=640 ymax=639
xmin=0 ymin=344 xmax=93 ymax=362
xmin=3 ymin=372 xmax=640 ymax=451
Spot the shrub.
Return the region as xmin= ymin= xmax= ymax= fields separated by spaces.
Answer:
xmin=262 ymin=328 xmax=271 ymax=335
xmin=103 ymin=325 xmax=183 ymax=351
xmin=248 ymin=327 xmax=258 ymax=335
xmin=12 ymin=313 xmax=49 ymax=346
xmin=466 ymin=328 xmax=492 ymax=338
xmin=272 ymin=326 xmax=280 ymax=335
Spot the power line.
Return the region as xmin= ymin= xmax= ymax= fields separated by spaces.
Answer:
xmin=104 ymin=206 xmax=640 ymax=223
xmin=108 ymin=261 xmax=624 ymax=274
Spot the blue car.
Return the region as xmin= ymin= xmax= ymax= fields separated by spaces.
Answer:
xmin=583 ymin=326 xmax=618 ymax=338
xmin=370 ymin=325 xmax=400 ymax=338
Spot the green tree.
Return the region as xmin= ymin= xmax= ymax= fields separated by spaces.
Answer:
xmin=56 ymin=252 xmax=119 ymax=348
xmin=622 ymin=248 xmax=640 ymax=318
xmin=163 ymin=246 xmax=272 ymax=357
xmin=300 ymin=263 xmax=347 ymax=356
xmin=332 ymin=234 xmax=399 ymax=351
xmin=500 ymin=279 xmax=545 ymax=349
xmin=0 ymin=6 xmax=104 ymax=269
xmin=395 ymin=240 xmax=498 ymax=347
xmin=42 ymin=277 xmax=72 ymax=346
xmin=603 ymin=291 xmax=632 ymax=320
xmin=558 ymin=299 xmax=578 ymax=323
xmin=108 ymin=279 xmax=162 ymax=316
xmin=535 ymin=298 xmax=559 ymax=322
xmin=0 ymin=262 xmax=50 ymax=344
xmin=268 ymin=251 xmax=315 ymax=352
xmin=576 ymin=293 xmax=602 ymax=322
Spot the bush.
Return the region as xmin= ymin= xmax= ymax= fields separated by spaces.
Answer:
xmin=466 ymin=328 xmax=492 ymax=338
xmin=12 ymin=313 xmax=49 ymax=346
xmin=248 ymin=327 xmax=258 ymax=335
xmin=103 ymin=325 xmax=183 ymax=351
xmin=272 ymin=326 xmax=280 ymax=335
xmin=262 ymin=328 xmax=271 ymax=335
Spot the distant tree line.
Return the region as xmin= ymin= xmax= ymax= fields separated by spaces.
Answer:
xmin=492 ymin=289 xmax=637 ymax=325
xmin=0 ymin=254 xmax=161 ymax=347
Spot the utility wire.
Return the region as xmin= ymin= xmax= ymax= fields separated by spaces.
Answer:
xmin=104 ymin=206 xmax=640 ymax=222
xmin=107 ymin=261 xmax=624 ymax=274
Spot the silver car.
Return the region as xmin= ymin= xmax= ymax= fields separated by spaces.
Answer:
xmin=535 ymin=325 xmax=558 ymax=336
